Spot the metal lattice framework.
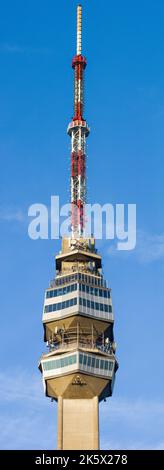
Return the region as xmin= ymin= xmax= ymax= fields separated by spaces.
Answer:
xmin=67 ymin=5 xmax=90 ymax=237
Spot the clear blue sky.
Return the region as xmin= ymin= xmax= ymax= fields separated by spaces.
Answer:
xmin=0 ymin=0 xmax=164 ymax=449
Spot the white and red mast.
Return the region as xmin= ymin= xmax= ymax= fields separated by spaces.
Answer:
xmin=67 ymin=5 xmax=90 ymax=238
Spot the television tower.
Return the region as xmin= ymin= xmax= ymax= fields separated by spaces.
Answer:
xmin=39 ymin=5 xmax=118 ymax=450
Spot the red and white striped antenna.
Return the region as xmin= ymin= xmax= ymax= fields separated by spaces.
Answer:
xmin=67 ymin=5 xmax=90 ymax=238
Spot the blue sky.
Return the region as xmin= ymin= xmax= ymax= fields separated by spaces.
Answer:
xmin=0 ymin=0 xmax=164 ymax=449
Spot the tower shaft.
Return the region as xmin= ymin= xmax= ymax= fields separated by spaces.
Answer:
xmin=58 ymin=397 xmax=99 ymax=450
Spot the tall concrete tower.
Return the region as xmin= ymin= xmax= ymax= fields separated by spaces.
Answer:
xmin=39 ymin=5 xmax=118 ymax=450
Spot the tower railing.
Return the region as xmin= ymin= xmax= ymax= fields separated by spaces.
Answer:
xmin=50 ymin=270 xmax=107 ymax=288
xmin=46 ymin=325 xmax=114 ymax=356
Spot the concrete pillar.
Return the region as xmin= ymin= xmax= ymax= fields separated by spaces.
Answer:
xmin=57 ymin=397 xmax=99 ymax=450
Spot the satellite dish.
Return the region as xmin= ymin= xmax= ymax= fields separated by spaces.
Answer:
xmin=112 ymin=342 xmax=117 ymax=352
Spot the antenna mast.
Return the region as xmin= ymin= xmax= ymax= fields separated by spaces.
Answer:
xmin=67 ymin=5 xmax=90 ymax=238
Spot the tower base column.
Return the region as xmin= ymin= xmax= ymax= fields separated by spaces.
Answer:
xmin=57 ymin=397 xmax=99 ymax=450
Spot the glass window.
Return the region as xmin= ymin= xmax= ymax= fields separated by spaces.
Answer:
xmin=79 ymin=354 xmax=83 ymax=364
xmin=61 ymin=358 xmax=65 ymax=367
xmin=91 ymin=357 xmax=95 ymax=368
xmin=45 ymin=294 xmax=109 ymax=316
xmin=72 ymin=355 xmax=76 ymax=364
xmin=86 ymin=285 xmax=89 ymax=294
xmin=100 ymin=360 xmax=104 ymax=369
xmin=105 ymin=361 xmax=108 ymax=370
xmin=64 ymin=357 xmax=69 ymax=367
xmin=47 ymin=283 xmax=78 ymax=298
xmin=87 ymin=356 xmax=91 ymax=367
xmin=83 ymin=298 xmax=86 ymax=307
xmin=82 ymin=284 xmax=85 ymax=292
xmin=68 ymin=356 xmax=72 ymax=365
xmin=83 ymin=355 xmax=87 ymax=366
xmin=96 ymin=358 xmax=99 ymax=369
xmin=104 ymin=290 xmax=107 ymax=298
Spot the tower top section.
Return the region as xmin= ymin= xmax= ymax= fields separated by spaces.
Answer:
xmin=77 ymin=5 xmax=82 ymax=55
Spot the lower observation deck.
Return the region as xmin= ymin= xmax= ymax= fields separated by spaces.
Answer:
xmin=39 ymin=346 xmax=117 ymax=401
xmin=40 ymin=350 xmax=115 ymax=380
xmin=39 ymin=324 xmax=118 ymax=401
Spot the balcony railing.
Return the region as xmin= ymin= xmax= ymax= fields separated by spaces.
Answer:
xmin=50 ymin=270 xmax=107 ymax=289
xmin=46 ymin=325 xmax=115 ymax=356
